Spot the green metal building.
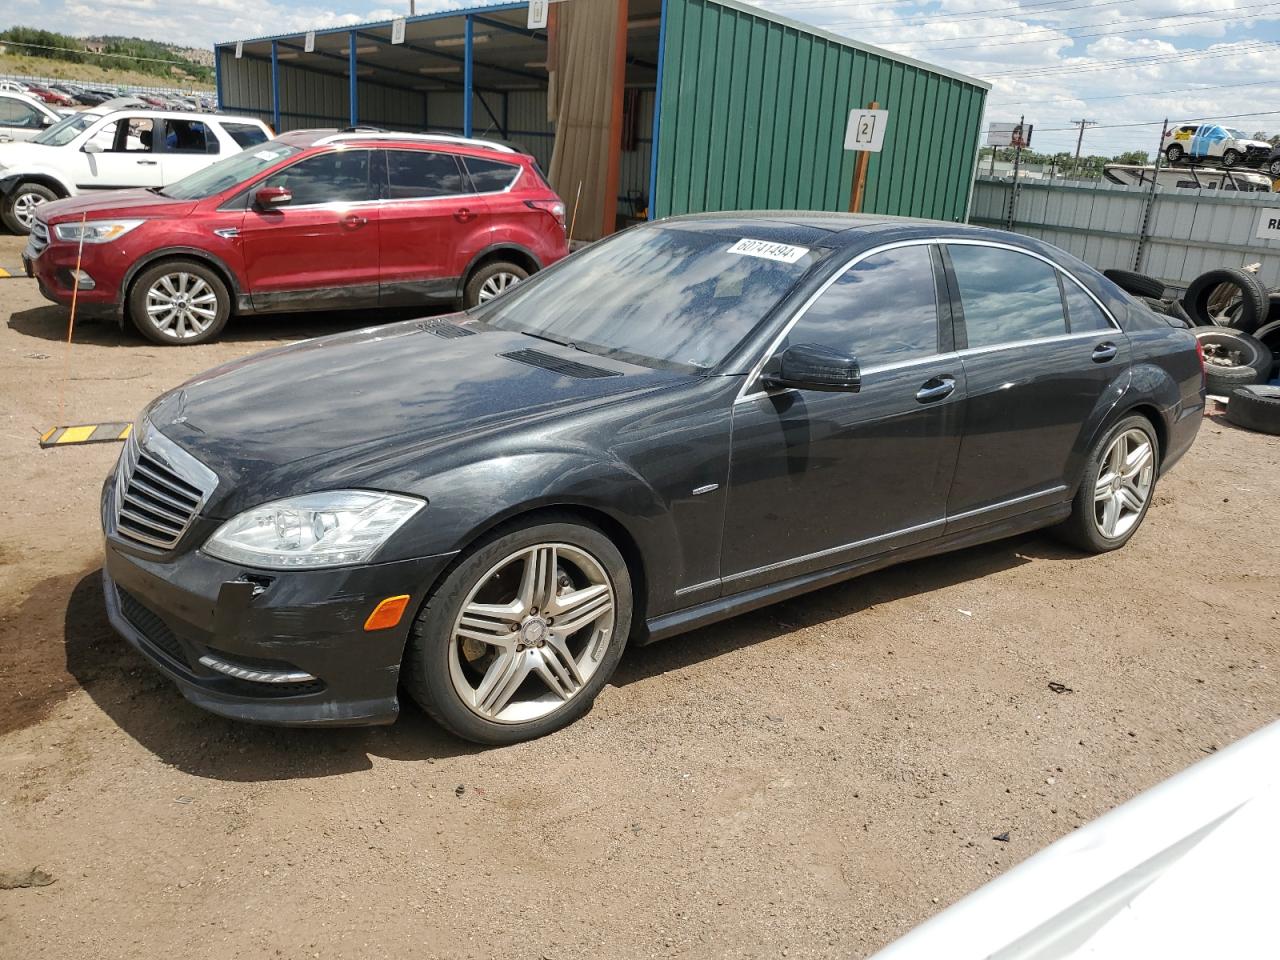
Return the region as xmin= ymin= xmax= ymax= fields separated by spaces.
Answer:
xmin=218 ymin=0 xmax=989 ymax=233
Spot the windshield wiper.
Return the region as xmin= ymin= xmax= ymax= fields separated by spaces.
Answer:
xmin=520 ymin=329 xmax=578 ymax=349
xmin=147 ymin=187 xmax=167 ymax=196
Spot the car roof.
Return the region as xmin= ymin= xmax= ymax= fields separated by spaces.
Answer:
xmin=661 ymin=210 xmax=1026 ymax=250
xmin=274 ymin=128 xmax=527 ymax=158
xmin=84 ymin=108 xmax=267 ymax=124
xmin=0 ymin=91 xmax=53 ymax=111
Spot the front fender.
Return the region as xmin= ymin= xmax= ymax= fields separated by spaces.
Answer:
xmin=382 ymin=450 xmax=681 ymax=611
xmin=0 ymin=167 xmax=76 ymax=197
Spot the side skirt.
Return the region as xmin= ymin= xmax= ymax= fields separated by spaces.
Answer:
xmin=639 ymin=502 xmax=1072 ymax=645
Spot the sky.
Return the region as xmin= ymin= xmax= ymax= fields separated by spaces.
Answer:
xmin=7 ymin=0 xmax=1280 ymax=157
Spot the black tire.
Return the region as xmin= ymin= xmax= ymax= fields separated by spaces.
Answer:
xmin=1194 ymin=328 xmax=1273 ymax=394
xmin=1181 ymin=267 xmax=1268 ymax=333
xmin=127 ymin=259 xmax=230 ymax=345
xmin=1164 ymin=298 xmax=1193 ymax=328
xmin=1165 ymin=144 xmax=1184 ymax=165
xmin=463 ymin=260 xmax=529 ymax=309
xmin=1266 ymin=292 xmax=1280 ymax=325
xmin=1104 ymin=268 xmax=1166 ymax=299
xmin=402 ymin=517 xmax=633 ymax=745
xmin=1225 ymin=385 xmax=1280 ymax=435
xmin=1 ymin=181 xmax=58 ymax=235
xmin=1253 ymin=318 xmax=1280 ymax=355
xmin=1056 ymin=414 xmax=1160 ymax=554
xmin=1221 ymin=148 xmax=1241 ymax=168
xmin=1269 ymin=157 xmax=1280 ymax=178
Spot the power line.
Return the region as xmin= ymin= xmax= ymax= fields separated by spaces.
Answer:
xmin=901 ymin=3 xmax=1280 ymax=51
xmin=0 ymin=37 xmax=200 ymax=67
xmin=981 ymin=39 xmax=1279 ymax=77
xmin=777 ymin=0 xmax=1124 ymax=27
xmin=1034 ymin=108 xmax=1280 ymax=132
xmin=992 ymin=77 xmax=1280 ymax=107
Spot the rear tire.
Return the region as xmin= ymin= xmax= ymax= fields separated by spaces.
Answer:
xmin=128 ymin=259 xmax=230 ymax=345
xmin=463 ymin=260 xmax=528 ymax=308
xmin=1 ymin=181 xmax=57 ymax=234
xmin=1056 ymin=415 xmax=1159 ymax=554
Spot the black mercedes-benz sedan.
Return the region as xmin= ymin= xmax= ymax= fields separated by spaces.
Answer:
xmin=102 ymin=213 xmax=1205 ymax=744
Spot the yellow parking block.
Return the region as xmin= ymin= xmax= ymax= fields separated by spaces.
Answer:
xmin=39 ymin=423 xmax=133 ymax=448
xmin=0 ymin=266 xmax=12 ymax=278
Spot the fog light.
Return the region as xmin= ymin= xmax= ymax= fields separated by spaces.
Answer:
xmin=364 ymin=594 xmax=411 ymax=631
xmin=70 ymin=269 xmax=95 ymax=290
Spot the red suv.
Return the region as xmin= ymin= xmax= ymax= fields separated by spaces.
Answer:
xmin=24 ymin=130 xmax=569 ymax=344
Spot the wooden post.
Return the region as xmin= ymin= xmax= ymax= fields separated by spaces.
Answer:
xmin=848 ymin=99 xmax=879 ymax=214
xmin=602 ymin=0 xmax=629 ymax=237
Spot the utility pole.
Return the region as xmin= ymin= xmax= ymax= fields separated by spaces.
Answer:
xmin=1071 ymin=119 xmax=1098 ymax=175
xmin=409 ymin=0 xmax=416 ymax=13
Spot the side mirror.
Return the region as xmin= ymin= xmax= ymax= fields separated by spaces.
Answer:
xmin=763 ymin=343 xmax=862 ymax=393
xmin=40 ymin=114 xmax=54 ymax=127
xmin=83 ymin=141 xmax=103 ymax=154
xmin=254 ymin=186 xmax=292 ymax=208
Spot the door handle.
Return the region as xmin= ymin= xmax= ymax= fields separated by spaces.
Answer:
xmin=1092 ymin=342 xmax=1119 ymax=363
xmin=342 ymin=214 xmax=368 ymax=228
xmin=916 ymin=376 xmax=956 ymax=403
xmin=454 ymin=208 xmax=475 ymax=223
xmin=136 ymin=160 xmax=158 ymax=165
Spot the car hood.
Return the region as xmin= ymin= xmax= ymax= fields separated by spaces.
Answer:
xmin=39 ymin=188 xmax=199 ymax=223
xmin=147 ymin=317 xmax=687 ymax=515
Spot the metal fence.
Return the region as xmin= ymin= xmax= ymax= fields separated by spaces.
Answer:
xmin=970 ymin=175 xmax=1280 ymax=289
xmin=0 ymin=71 xmax=213 ymax=100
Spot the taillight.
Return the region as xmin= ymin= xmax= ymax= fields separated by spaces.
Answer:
xmin=1194 ymin=336 xmax=1206 ymax=385
xmin=525 ymin=199 xmax=566 ymax=229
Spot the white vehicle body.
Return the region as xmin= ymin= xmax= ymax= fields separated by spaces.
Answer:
xmin=872 ymin=720 xmax=1280 ymax=959
xmin=0 ymin=92 xmax=62 ymax=143
xmin=1161 ymin=121 xmax=1272 ymax=168
xmin=1103 ymin=163 xmax=1273 ymax=193
xmin=0 ymin=109 xmax=272 ymax=232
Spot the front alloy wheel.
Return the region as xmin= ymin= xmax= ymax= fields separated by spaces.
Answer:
xmin=128 ymin=258 xmax=230 ymax=345
xmin=404 ymin=518 xmax=632 ymax=744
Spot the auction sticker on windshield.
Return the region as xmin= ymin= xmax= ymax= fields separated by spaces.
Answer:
xmin=727 ymin=239 xmax=810 ymax=263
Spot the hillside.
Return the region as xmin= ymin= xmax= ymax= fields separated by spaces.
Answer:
xmin=0 ymin=26 xmax=213 ymax=86
xmin=0 ymin=50 xmax=213 ymax=91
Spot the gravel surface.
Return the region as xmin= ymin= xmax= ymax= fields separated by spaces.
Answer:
xmin=1 ymin=232 xmax=1277 ymax=958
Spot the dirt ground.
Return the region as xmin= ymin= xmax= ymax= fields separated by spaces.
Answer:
xmin=1 ymin=230 xmax=1277 ymax=959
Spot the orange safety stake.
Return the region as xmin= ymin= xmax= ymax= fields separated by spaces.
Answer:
xmin=364 ymin=595 xmax=411 ymax=631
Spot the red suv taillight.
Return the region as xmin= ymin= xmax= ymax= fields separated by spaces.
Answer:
xmin=1195 ymin=336 xmax=1206 ymax=381
xmin=526 ymin=199 xmax=566 ymax=229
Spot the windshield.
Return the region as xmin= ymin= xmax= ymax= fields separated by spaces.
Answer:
xmin=32 ymin=113 xmax=96 ymax=146
xmin=1226 ymin=128 xmax=1251 ymax=140
xmin=470 ymin=223 xmax=824 ymax=373
xmin=160 ymin=143 xmax=301 ymax=200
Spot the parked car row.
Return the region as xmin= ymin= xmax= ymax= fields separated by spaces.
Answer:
xmin=19 ymin=127 xmax=569 ymax=342
xmin=0 ymin=77 xmax=215 ymax=110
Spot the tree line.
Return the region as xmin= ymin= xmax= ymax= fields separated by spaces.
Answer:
xmin=0 ymin=26 xmax=213 ymax=83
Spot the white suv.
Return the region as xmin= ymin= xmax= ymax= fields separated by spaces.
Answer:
xmin=0 ymin=109 xmax=272 ymax=233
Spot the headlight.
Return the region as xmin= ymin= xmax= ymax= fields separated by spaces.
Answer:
xmin=53 ymin=219 xmax=144 ymax=244
xmin=203 ymin=491 xmax=425 ymax=569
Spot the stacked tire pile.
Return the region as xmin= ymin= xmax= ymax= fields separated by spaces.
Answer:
xmin=1105 ymin=266 xmax=1280 ymax=436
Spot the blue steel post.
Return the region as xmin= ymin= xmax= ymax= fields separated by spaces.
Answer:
xmin=647 ymin=0 xmax=669 ymax=216
xmin=214 ymin=46 xmax=223 ymax=110
xmin=270 ymin=40 xmax=281 ymax=132
xmin=348 ymin=31 xmax=358 ymax=127
xmin=463 ymin=15 xmax=474 ymax=137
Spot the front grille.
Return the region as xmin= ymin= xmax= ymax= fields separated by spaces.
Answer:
xmin=28 ymin=220 xmax=49 ymax=258
xmin=117 ymin=587 xmax=189 ymax=667
xmin=113 ymin=429 xmax=214 ymax=550
xmin=500 ymin=348 xmax=620 ymax=379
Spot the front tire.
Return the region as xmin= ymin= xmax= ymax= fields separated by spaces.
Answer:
xmin=1165 ymin=144 xmax=1184 ymax=165
xmin=1 ymin=181 xmax=57 ymax=234
xmin=403 ymin=518 xmax=632 ymax=745
xmin=128 ymin=259 xmax=230 ymax=345
xmin=1222 ymin=148 xmax=1240 ymax=168
xmin=1056 ymin=415 xmax=1159 ymax=553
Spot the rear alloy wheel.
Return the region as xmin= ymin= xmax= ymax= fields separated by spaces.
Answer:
xmin=129 ymin=259 xmax=230 ymax=345
xmin=1 ymin=181 xmax=57 ymax=235
xmin=464 ymin=260 xmax=528 ymax=308
xmin=1057 ymin=415 xmax=1159 ymax=553
xmin=403 ymin=519 xmax=631 ymax=744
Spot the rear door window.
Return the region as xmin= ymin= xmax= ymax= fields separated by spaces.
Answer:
xmin=163 ymin=119 xmax=218 ymax=154
xmin=1061 ymin=278 xmax=1113 ymax=332
xmin=783 ymin=244 xmax=940 ymax=365
xmin=463 ymin=157 xmax=520 ymax=193
xmin=261 ymin=150 xmax=372 ymax=206
xmin=947 ymin=244 xmax=1068 ymax=348
xmin=385 ymin=149 xmax=465 ymax=199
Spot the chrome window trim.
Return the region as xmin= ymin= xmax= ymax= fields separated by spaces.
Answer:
xmin=735 ymin=236 xmax=1121 ymax=405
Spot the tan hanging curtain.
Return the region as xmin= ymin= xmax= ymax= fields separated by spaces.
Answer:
xmin=548 ymin=0 xmax=625 ymax=242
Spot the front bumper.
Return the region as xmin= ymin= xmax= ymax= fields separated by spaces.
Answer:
xmin=25 ymin=229 xmax=126 ymax=317
xmin=101 ymin=477 xmax=456 ymax=727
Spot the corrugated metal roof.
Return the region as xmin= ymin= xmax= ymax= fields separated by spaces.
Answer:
xmin=216 ymin=1 xmax=526 ymax=47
